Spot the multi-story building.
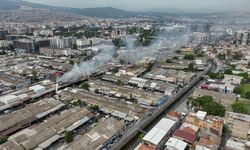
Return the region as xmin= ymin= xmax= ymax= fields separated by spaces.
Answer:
xmin=0 ymin=40 xmax=13 ymax=47
xmin=235 ymin=30 xmax=250 ymax=46
xmin=35 ymin=38 xmax=51 ymax=48
xmin=0 ymin=29 xmax=8 ymax=40
xmin=50 ymin=36 xmax=76 ymax=49
xmin=13 ymin=39 xmax=36 ymax=53
xmin=76 ymin=39 xmax=92 ymax=48
xmin=111 ymin=29 xmax=127 ymax=38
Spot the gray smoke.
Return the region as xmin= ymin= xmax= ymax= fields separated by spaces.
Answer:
xmin=125 ymin=35 xmax=137 ymax=50
xmin=118 ymin=31 xmax=191 ymax=64
xmin=59 ymin=28 xmax=193 ymax=82
xmin=58 ymin=45 xmax=115 ymax=82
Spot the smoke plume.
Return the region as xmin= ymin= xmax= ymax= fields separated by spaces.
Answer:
xmin=118 ymin=31 xmax=191 ymax=64
xmin=58 ymin=45 xmax=115 ymax=83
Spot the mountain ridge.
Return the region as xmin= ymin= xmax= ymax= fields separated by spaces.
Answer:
xmin=0 ymin=0 xmax=141 ymax=18
xmin=0 ymin=0 xmax=230 ymax=18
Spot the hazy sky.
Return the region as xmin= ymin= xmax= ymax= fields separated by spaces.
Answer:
xmin=26 ymin=0 xmax=250 ymax=13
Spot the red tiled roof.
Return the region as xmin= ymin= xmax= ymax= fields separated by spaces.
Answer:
xmin=201 ymin=84 xmax=209 ymax=89
xmin=138 ymin=144 xmax=155 ymax=150
xmin=173 ymin=129 xmax=196 ymax=144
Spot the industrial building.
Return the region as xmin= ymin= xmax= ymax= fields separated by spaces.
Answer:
xmin=89 ymin=80 xmax=164 ymax=108
xmin=144 ymin=68 xmax=195 ymax=86
xmin=66 ymin=117 xmax=125 ymax=150
xmin=59 ymin=88 xmax=142 ymax=120
xmin=140 ymin=118 xmax=177 ymax=150
xmin=0 ymin=98 xmax=65 ymax=136
xmin=0 ymin=108 xmax=92 ymax=150
xmin=0 ymin=80 xmax=57 ymax=114
xmin=0 ymin=73 xmax=31 ymax=90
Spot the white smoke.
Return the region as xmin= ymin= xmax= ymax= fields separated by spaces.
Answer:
xmin=58 ymin=45 xmax=115 ymax=83
xmin=118 ymin=31 xmax=191 ymax=64
xmin=59 ymin=29 xmax=192 ymax=82
xmin=125 ymin=35 xmax=137 ymax=50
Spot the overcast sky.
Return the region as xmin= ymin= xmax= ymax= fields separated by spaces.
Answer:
xmin=26 ymin=0 xmax=250 ymax=13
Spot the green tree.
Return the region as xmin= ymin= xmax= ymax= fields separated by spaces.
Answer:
xmin=48 ymin=65 xmax=53 ymax=70
xmin=245 ymin=91 xmax=250 ymax=99
xmin=233 ymin=52 xmax=243 ymax=60
xmin=172 ymin=56 xmax=179 ymax=60
xmin=128 ymin=27 xmax=138 ymax=35
xmin=0 ymin=135 xmax=8 ymax=144
xmin=80 ymin=100 xmax=87 ymax=107
xmin=188 ymin=63 xmax=195 ymax=72
xmin=69 ymin=60 xmax=75 ymax=65
xmin=64 ymin=131 xmax=74 ymax=143
xmin=184 ymin=54 xmax=195 ymax=60
xmin=112 ymin=38 xmax=125 ymax=48
xmin=208 ymin=71 xmax=224 ymax=80
xmin=166 ymin=59 xmax=172 ymax=63
xmin=232 ymin=101 xmax=249 ymax=114
xmin=208 ymin=72 xmax=217 ymax=79
xmin=81 ymin=82 xmax=90 ymax=91
xmin=90 ymin=105 xmax=99 ymax=111
xmin=237 ymin=72 xmax=248 ymax=79
xmin=137 ymin=28 xmax=156 ymax=46
xmin=0 ymin=50 xmax=6 ymax=55
xmin=138 ymin=133 xmax=145 ymax=141
xmin=196 ymin=53 xmax=203 ymax=57
xmin=116 ymin=79 xmax=123 ymax=86
xmin=218 ymin=53 xmax=226 ymax=60
xmin=72 ymin=44 xmax=78 ymax=50
xmin=146 ymin=62 xmax=154 ymax=72
xmin=190 ymin=96 xmax=225 ymax=117
xmin=233 ymin=86 xmax=241 ymax=94
xmin=111 ymin=67 xmax=119 ymax=74
xmin=224 ymin=69 xmax=233 ymax=75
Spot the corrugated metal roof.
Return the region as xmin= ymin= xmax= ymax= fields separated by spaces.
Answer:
xmin=143 ymin=118 xmax=176 ymax=146
xmin=165 ymin=137 xmax=187 ymax=150
xmin=112 ymin=110 xmax=127 ymax=119
xmin=173 ymin=130 xmax=196 ymax=144
xmin=66 ymin=117 xmax=90 ymax=131
xmin=38 ymin=134 xmax=60 ymax=149
xmin=35 ymin=103 xmax=65 ymax=118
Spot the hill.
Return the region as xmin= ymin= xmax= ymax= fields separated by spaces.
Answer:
xmin=0 ymin=0 xmax=139 ymax=18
